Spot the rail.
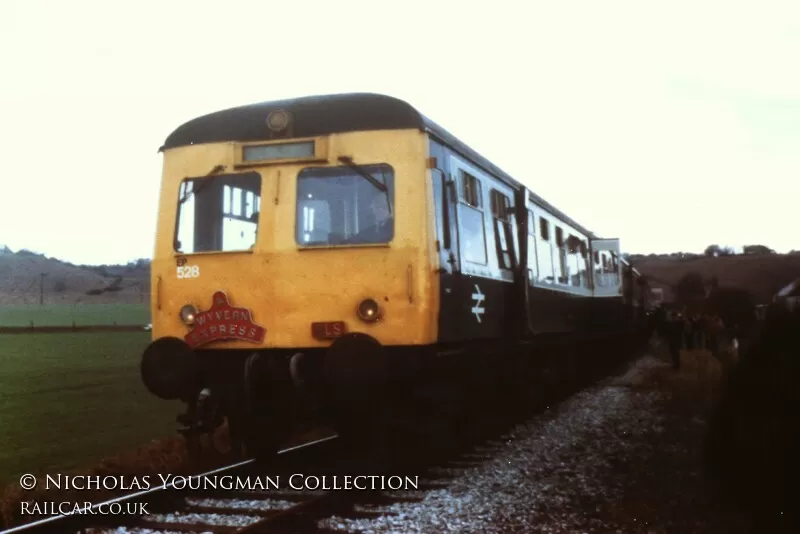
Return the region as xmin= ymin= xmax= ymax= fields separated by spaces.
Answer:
xmin=1 ymin=435 xmax=339 ymax=534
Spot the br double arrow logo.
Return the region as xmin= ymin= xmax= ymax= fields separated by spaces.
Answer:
xmin=471 ymin=284 xmax=485 ymax=323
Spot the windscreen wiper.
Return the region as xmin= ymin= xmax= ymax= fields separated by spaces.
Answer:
xmin=178 ymin=165 xmax=226 ymax=205
xmin=338 ymin=156 xmax=393 ymax=216
xmin=338 ymin=156 xmax=387 ymax=192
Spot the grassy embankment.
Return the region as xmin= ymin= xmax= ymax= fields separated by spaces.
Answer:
xmin=0 ymin=303 xmax=332 ymax=529
xmin=0 ymin=304 xmax=180 ymax=486
xmin=0 ymin=303 xmax=149 ymax=327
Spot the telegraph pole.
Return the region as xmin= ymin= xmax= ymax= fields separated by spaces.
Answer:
xmin=40 ymin=273 xmax=47 ymax=305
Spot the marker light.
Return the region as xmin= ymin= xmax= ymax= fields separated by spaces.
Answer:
xmin=357 ymin=299 xmax=380 ymax=323
xmin=180 ymin=304 xmax=197 ymax=325
xmin=266 ymin=110 xmax=290 ymax=132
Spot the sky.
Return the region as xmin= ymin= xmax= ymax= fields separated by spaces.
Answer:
xmin=1 ymin=0 xmax=798 ymax=265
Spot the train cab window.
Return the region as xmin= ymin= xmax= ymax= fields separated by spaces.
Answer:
xmin=490 ymin=189 xmax=516 ymax=270
xmin=457 ymin=170 xmax=487 ymax=265
xmin=295 ymin=163 xmax=394 ymax=246
xmin=174 ymin=172 xmax=262 ymax=254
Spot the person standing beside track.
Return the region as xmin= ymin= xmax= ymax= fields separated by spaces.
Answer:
xmin=655 ymin=305 xmax=683 ymax=370
xmin=686 ymin=312 xmax=699 ymax=349
xmin=667 ymin=310 xmax=683 ymax=370
xmin=705 ymin=313 xmax=725 ymax=359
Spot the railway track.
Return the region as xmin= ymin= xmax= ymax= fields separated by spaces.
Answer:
xmin=4 ymin=435 xmax=363 ymax=534
xmin=4 ymin=433 xmax=439 ymax=534
xmin=5 ymin=334 xmax=645 ymax=534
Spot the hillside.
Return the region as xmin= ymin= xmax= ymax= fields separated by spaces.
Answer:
xmin=631 ymin=253 xmax=800 ymax=305
xmin=1 ymin=248 xmax=797 ymax=307
xmin=0 ymin=250 xmax=149 ymax=306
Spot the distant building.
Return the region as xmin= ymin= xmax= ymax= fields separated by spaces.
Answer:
xmin=645 ymin=279 xmax=674 ymax=306
xmin=743 ymin=245 xmax=774 ymax=255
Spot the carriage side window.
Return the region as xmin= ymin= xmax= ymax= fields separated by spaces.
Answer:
xmin=567 ymin=234 xmax=582 ymax=287
xmin=604 ymin=253 xmax=618 ymax=273
xmin=555 ymin=226 xmax=568 ymax=284
xmin=608 ymin=253 xmax=621 ymax=283
xmin=535 ymin=214 xmax=555 ymax=284
xmin=580 ymin=240 xmax=590 ymax=287
xmin=295 ymin=163 xmax=394 ymax=246
xmin=457 ymin=170 xmax=487 ymax=265
xmin=461 ymin=171 xmax=482 ymax=208
xmin=490 ymin=189 xmax=516 ymax=270
xmin=597 ymin=253 xmax=605 ymax=287
xmin=174 ymin=172 xmax=262 ymax=254
xmin=595 ymin=251 xmax=614 ymax=287
xmin=526 ymin=210 xmax=538 ymax=280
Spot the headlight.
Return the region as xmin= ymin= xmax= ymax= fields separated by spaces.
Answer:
xmin=357 ymin=299 xmax=380 ymax=323
xmin=180 ymin=304 xmax=197 ymax=325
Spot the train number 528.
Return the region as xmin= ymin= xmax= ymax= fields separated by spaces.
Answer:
xmin=177 ymin=265 xmax=200 ymax=279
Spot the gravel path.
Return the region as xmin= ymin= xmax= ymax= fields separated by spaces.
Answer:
xmin=320 ymin=352 xmax=748 ymax=533
xmin=73 ymin=348 xmax=753 ymax=534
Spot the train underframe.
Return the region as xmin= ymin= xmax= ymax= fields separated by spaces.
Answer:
xmin=141 ymin=326 xmax=651 ymax=461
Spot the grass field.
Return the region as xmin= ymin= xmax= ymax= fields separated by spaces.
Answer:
xmin=0 ymin=303 xmax=149 ymax=327
xmin=0 ymin=331 xmax=181 ymax=486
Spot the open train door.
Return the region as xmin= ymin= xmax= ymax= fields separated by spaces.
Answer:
xmin=590 ymin=238 xmax=623 ymax=331
xmin=590 ymin=238 xmax=622 ymax=297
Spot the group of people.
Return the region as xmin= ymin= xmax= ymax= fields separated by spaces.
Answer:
xmin=652 ymin=306 xmax=728 ymax=370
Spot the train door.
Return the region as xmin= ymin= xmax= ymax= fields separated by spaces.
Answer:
xmin=489 ymin=186 xmax=521 ymax=340
xmin=523 ymin=206 xmax=541 ymax=333
xmin=428 ymin=146 xmax=462 ymax=342
xmin=450 ymin=156 xmax=504 ymax=340
xmin=514 ymin=191 xmax=536 ymax=338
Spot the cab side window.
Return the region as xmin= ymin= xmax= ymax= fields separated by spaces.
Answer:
xmin=459 ymin=171 xmax=487 ymax=265
xmin=490 ymin=189 xmax=516 ymax=270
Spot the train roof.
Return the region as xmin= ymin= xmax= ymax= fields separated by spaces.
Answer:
xmin=160 ymin=92 xmax=599 ymax=239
